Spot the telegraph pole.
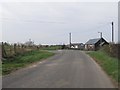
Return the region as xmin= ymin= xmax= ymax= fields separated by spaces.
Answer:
xmin=98 ymin=32 xmax=102 ymax=47
xmin=69 ymin=33 xmax=71 ymax=48
xmin=112 ymin=22 xmax=114 ymax=43
xmin=98 ymin=32 xmax=102 ymax=39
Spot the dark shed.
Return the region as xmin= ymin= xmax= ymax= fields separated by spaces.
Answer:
xmin=85 ymin=38 xmax=108 ymax=51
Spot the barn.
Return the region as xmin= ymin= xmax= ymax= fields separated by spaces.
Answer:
xmin=71 ymin=43 xmax=84 ymax=50
xmin=67 ymin=43 xmax=84 ymax=50
xmin=85 ymin=38 xmax=108 ymax=51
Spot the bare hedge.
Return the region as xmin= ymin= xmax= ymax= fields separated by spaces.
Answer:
xmin=103 ymin=44 xmax=120 ymax=59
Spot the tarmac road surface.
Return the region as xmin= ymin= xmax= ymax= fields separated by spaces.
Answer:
xmin=2 ymin=50 xmax=115 ymax=88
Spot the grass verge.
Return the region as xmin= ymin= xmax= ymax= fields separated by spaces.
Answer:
xmin=2 ymin=50 xmax=54 ymax=75
xmin=87 ymin=50 xmax=118 ymax=83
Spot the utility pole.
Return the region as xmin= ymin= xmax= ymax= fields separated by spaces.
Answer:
xmin=98 ymin=32 xmax=102 ymax=39
xmin=98 ymin=32 xmax=102 ymax=47
xmin=69 ymin=33 xmax=71 ymax=48
xmin=112 ymin=22 xmax=114 ymax=43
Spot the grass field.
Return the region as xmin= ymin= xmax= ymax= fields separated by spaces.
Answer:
xmin=2 ymin=50 xmax=54 ymax=75
xmin=87 ymin=50 xmax=118 ymax=83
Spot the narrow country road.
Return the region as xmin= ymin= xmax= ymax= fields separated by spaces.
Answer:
xmin=2 ymin=50 xmax=115 ymax=88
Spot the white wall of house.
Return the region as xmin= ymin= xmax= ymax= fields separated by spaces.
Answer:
xmin=85 ymin=45 xmax=88 ymax=50
xmin=85 ymin=44 xmax=95 ymax=50
xmin=75 ymin=45 xmax=78 ymax=48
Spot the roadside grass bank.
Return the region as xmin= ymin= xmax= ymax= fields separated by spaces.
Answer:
xmin=2 ymin=50 xmax=55 ymax=75
xmin=87 ymin=50 xmax=118 ymax=83
xmin=0 ymin=63 xmax=1 ymax=76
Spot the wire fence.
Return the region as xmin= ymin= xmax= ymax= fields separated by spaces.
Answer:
xmin=1 ymin=42 xmax=39 ymax=59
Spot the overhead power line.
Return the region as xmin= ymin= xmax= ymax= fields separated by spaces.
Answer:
xmin=0 ymin=17 xmax=65 ymax=24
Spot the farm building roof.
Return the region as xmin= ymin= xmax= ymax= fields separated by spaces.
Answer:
xmin=71 ymin=43 xmax=83 ymax=45
xmin=85 ymin=38 xmax=101 ymax=45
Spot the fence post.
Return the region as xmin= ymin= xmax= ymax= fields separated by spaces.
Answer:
xmin=10 ymin=45 xmax=13 ymax=56
xmin=2 ymin=42 xmax=7 ymax=58
xmin=14 ymin=44 xmax=17 ymax=55
xmin=21 ymin=44 xmax=24 ymax=54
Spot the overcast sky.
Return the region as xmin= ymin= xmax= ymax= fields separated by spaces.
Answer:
xmin=0 ymin=2 xmax=118 ymax=45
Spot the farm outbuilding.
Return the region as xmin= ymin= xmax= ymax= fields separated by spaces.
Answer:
xmin=67 ymin=43 xmax=84 ymax=50
xmin=85 ymin=38 xmax=109 ymax=51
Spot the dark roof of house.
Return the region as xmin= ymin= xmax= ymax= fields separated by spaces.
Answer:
xmin=67 ymin=43 xmax=83 ymax=45
xmin=85 ymin=38 xmax=101 ymax=44
xmin=71 ymin=43 xmax=83 ymax=45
